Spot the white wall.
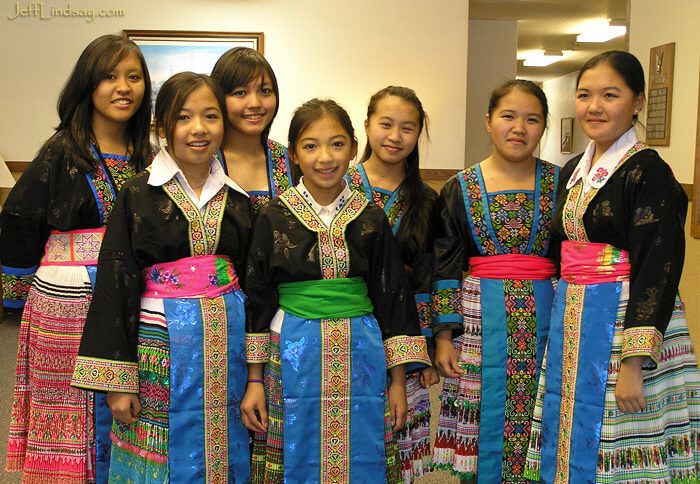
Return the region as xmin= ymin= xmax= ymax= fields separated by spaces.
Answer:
xmin=465 ymin=19 xmax=517 ymax=166
xmin=540 ymin=71 xmax=589 ymax=166
xmin=629 ymin=0 xmax=699 ymax=184
xmin=1 ymin=0 xmax=468 ymax=170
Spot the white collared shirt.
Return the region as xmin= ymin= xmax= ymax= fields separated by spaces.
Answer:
xmin=566 ymin=126 xmax=639 ymax=194
xmin=147 ymin=148 xmax=248 ymax=212
xmin=295 ymin=177 xmax=352 ymax=226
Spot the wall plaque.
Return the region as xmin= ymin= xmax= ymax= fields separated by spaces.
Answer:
xmin=646 ymin=42 xmax=675 ymax=146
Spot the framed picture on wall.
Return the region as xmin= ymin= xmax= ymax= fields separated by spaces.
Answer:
xmin=560 ymin=117 xmax=573 ymax=154
xmin=122 ymin=30 xmax=264 ymax=117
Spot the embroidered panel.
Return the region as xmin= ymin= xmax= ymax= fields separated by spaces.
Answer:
xmin=460 ymin=167 xmax=499 ymax=255
xmin=431 ymin=282 xmax=461 ymax=325
xmin=162 ymin=179 xmax=227 ymax=256
xmin=487 ymin=191 xmax=535 ymax=254
xmin=246 ymin=333 xmax=271 ymax=363
xmin=72 ymin=356 xmax=139 ymax=393
xmin=201 ymin=296 xmax=229 ymax=482
xmin=415 ymin=293 xmax=432 ymax=331
xmin=320 ymin=317 xmax=352 ymax=482
xmin=533 ymin=162 xmax=558 ymax=255
xmin=621 ymin=326 xmax=663 ymax=364
xmin=555 ymin=283 xmax=586 ymax=483
xmin=384 ymin=335 xmax=430 ymax=369
xmin=280 ymin=189 xmax=367 ymax=279
xmin=1 ymin=269 xmax=35 ymax=306
xmin=42 ymin=230 xmax=105 ymax=265
xmin=103 ymin=154 xmax=136 ymax=191
xmin=502 ymin=278 xmax=538 ymax=480
xmin=268 ymin=140 xmax=292 ymax=199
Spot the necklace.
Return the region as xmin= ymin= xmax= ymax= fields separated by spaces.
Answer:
xmin=188 ymin=168 xmax=211 ymax=189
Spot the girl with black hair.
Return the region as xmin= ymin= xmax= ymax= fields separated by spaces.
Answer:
xmin=72 ymin=72 xmax=254 ymax=483
xmin=1 ymin=34 xmax=151 ymax=483
xmin=525 ymin=50 xmax=699 ymax=484
xmin=211 ymin=47 xmax=293 ymax=212
xmin=431 ymin=80 xmax=558 ymax=483
xmin=242 ymin=98 xmax=430 ymax=484
xmin=345 ymin=86 xmax=440 ymax=483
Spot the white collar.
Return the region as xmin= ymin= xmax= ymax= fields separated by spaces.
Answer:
xmin=147 ymin=148 xmax=248 ymax=202
xmin=566 ymin=126 xmax=638 ymax=191
xmin=296 ymin=177 xmax=352 ymax=225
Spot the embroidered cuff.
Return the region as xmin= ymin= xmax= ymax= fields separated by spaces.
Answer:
xmin=622 ymin=326 xmax=663 ymax=365
xmin=71 ymin=356 xmax=139 ymax=393
xmin=384 ymin=335 xmax=430 ymax=369
xmin=2 ymin=265 xmax=38 ymax=308
xmin=246 ymin=333 xmax=270 ymax=363
xmin=431 ymin=279 xmax=461 ymax=326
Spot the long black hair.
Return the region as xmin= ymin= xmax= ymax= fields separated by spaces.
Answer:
xmin=211 ymin=47 xmax=279 ymax=147
xmin=360 ymin=86 xmax=432 ymax=260
xmin=55 ymin=34 xmax=152 ymax=172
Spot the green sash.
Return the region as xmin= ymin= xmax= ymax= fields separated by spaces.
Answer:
xmin=278 ymin=277 xmax=373 ymax=319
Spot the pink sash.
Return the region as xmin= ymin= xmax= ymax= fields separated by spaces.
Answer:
xmin=468 ymin=254 xmax=556 ymax=280
xmin=41 ymin=228 xmax=106 ymax=266
xmin=142 ymin=255 xmax=240 ymax=299
xmin=560 ymin=240 xmax=630 ymax=284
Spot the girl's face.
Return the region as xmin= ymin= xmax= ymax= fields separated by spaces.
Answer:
xmin=292 ymin=115 xmax=357 ymax=201
xmin=161 ymin=85 xmax=224 ymax=171
xmin=364 ymin=95 xmax=420 ymax=166
xmin=225 ymin=74 xmax=276 ymax=137
xmin=486 ymin=89 xmax=545 ymax=164
xmin=575 ymin=63 xmax=644 ymax=154
xmin=91 ymin=51 xmax=145 ymax=129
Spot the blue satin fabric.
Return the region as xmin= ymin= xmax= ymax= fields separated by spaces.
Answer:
xmin=280 ymin=312 xmax=387 ymax=483
xmin=539 ymin=280 xmax=620 ymax=484
xmin=165 ymin=290 xmax=249 ymax=483
xmin=476 ymin=278 xmax=554 ymax=483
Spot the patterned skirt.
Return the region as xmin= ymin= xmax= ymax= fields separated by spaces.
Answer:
xmin=5 ymin=265 xmax=96 ymax=483
xmin=251 ymin=313 xmax=402 ymax=484
xmin=108 ymin=288 xmax=249 ymax=483
xmin=432 ymin=275 xmax=554 ymax=482
xmin=525 ymin=281 xmax=700 ymax=483
xmin=394 ymin=373 xmax=431 ymax=483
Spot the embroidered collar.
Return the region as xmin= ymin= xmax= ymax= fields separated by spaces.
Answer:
xmin=296 ymin=177 xmax=352 ymax=226
xmin=148 ymin=148 xmax=248 ymax=207
xmin=566 ymin=126 xmax=638 ymax=192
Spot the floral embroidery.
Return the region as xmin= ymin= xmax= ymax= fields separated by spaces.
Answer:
xmin=591 ymin=166 xmax=609 ymax=183
xmin=147 ymin=266 xmax=184 ymax=290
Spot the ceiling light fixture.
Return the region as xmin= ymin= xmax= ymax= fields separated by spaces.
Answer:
xmin=523 ymin=50 xmax=564 ymax=67
xmin=576 ymin=20 xmax=626 ymax=43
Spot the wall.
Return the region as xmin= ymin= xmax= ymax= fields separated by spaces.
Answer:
xmin=465 ymin=19 xmax=517 ymax=166
xmin=1 ymin=0 xmax=468 ymax=170
xmin=540 ymin=71 xmax=589 ymax=166
xmin=629 ymin=0 xmax=699 ymax=184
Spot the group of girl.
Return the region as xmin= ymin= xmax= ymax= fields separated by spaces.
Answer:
xmin=1 ymin=32 xmax=698 ymax=484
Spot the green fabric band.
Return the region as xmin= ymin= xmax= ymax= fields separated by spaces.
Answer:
xmin=278 ymin=276 xmax=373 ymax=319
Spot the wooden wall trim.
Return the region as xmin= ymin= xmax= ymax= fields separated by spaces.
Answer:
xmin=6 ymin=161 xmax=28 ymax=172
xmin=682 ymin=183 xmax=694 ymax=202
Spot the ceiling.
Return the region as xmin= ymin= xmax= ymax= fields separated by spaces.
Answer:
xmin=470 ymin=0 xmax=629 ymax=82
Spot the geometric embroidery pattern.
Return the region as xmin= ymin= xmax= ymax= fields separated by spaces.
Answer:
xmin=246 ymin=333 xmax=271 ymax=363
xmin=71 ymin=356 xmax=139 ymax=392
xmin=202 ymin=296 xmax=229 ymax=482
xmin=384 ymin=335 xmax=431 ymax=369
xmin=622 ymin=326 xmax=663 ymax=364
xmin=162 ymin=179 xmax=227 ymax=256
xmin=320 ymin=317 xmax=351 ymax=483
xmin=555 ymin=283 xmax=586 ymax=483
xmin=42 ymin=229 xmax=105 ymax=265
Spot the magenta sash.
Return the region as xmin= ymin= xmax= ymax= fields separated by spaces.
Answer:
xmin=560 ymin=240 xmax=630 ymax=284
xmin=468 ymin=254 xmax=556 ymax=280
xmin=142 ymin=255 xmax=240 ymax=299
xmin=41 ymin=228 xmax=106 ymax=266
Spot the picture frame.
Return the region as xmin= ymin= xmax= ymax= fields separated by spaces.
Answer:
xmin=560 ymin=117 xmax=573 ymax=154
xmin=122 ymin=30 xmax=264 ymax=116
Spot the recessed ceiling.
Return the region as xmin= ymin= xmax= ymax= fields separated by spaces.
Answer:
xmin=470 ymin=0 xmax=629 ymax=82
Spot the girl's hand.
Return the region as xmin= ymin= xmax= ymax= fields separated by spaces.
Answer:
xmin=241 ymin=383 xmax=268 ymax=432
xmin=419 ymin=367 xmax=440 ymax=388
xmin=434 ymin=331 xmax=464 ymax=378
xmin=388 ymin=380 xmax=408 ymax=432
xmin=615 ymin=356 xmax=646 ymax=413
xmin=107 ymin=391 xmax=141 ymax=424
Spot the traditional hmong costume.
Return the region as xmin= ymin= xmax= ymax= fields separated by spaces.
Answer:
xmin=524 ymin=128 xmax=700 ymax=483
xmin=216 ymin=139 xmax=292 ymax=212
xmin=0 ymin=135 xmax=138 ymax=483
xmin=71 ymin=149 xmax=254 ymax=483
xmin=245 ymin=179 xmax=431 ymax=484
xmin=431 ymin=159 xmax=559 ymax=482
xmin=346 ymin=164 xmax=439 ymax=483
